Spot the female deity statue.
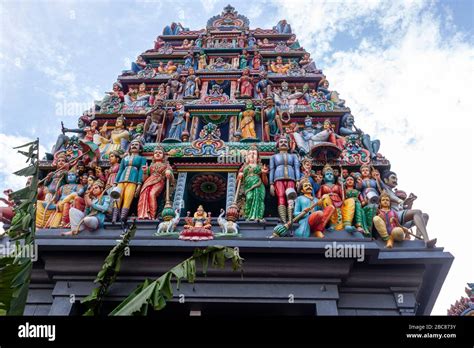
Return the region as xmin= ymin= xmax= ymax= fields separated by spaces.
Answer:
xmin=356 ymin=164 xmax=381 ymax=232
xmin=137 ymin=146 xmax=174 ymax=220
xmin=237 ymin=146 xmax=268 ymax=222
xmin=238 ymin=101 xmax=259 ymax=140
xmin=344 ymin=174 xmax=370 ymax=236
xmin=167 ymin=103 xmax=189 ymax=141
xmin=166 ymin=73 xmax=183 ymax=100
xmin=237 ymin=68 xmax=254 ymax=98
xmin=184 ymin=67 xmax=200 ymax=98
xmin=180 ymin=205 xmax=214 ymax=241
xmin=252 ymin=51 xmax=263 ymax=71
xmin=125 ymin=83 xmax=153 ymax=108
xmin=97 ymin=116 xmax=130 ymax=158
xmin=238 ymin=33 xmax=246 ymax=48
xmin=36 ymin=153 xmax=69 ymax=228
xmin=239 ymin=50 xmax=249 ymax=69
xmin=62 ymin=179 xmax=111 ymax=236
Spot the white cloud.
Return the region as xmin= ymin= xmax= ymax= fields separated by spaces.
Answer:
xmin=271 ymin=0 xmax=474 ymax=315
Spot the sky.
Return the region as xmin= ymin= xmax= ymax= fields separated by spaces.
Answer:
xmin=0 ymin=0 xmax=473 ymax=315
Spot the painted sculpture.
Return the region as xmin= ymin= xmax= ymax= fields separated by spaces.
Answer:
xmin=112 ymin=139 xmax=147 ymax=223
xmin=238 ymin=146 xmax=268 ymax=222
xmin=137 ymin=146 xmax=174 ymax=220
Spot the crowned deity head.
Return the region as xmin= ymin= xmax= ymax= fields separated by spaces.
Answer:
xmin=66 ymin=170 xmax=78 ymax=184
xmin=91 ymin=179 xmax=105 ymax=197
xmin=280 ymin=81 xmax=289 ymax=91
xmin=246 ymin=145 xmax=259 ymax=165
xmin=322 ymin=164 xmax=335 ymax=184
xmin=153 ymin=145 xmax=166 ymax=162
xmin=115 ymin=115 xmax=126 ymax=129
xmin=360 ymin=164 xmax=371 ymax=179
xmin=304 ymin=115 xmax=313 ymax=128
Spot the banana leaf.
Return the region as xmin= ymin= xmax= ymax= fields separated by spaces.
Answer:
xmin=0 ymin=257 xmax=33 ymax=315
xmin=109 ymin=246 xmax=243 ymax=316
xmin=82 ymin=223 xmax=136 ymax=316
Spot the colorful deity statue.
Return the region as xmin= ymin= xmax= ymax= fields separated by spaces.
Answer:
xmin=167 ymin=103 xmax=189 ymax=141
xmin=340 ymin=113 xmax=380 ymax=160
xmin=105 ymin=150 xmax=121 ymax=194
xmin=381 ymin=170 xmax=436 ymax=247
xmin=180 ymin=205 xmax=214 ymax=241
xmin=299 ymin=157 xmax=321 ymax=196
xmin=373 ymin=192 xmax=410 ymax=248
xmin=41 ymin=169 xmax=86 ymax=228
xmin=36 ymin=153 xmax=70 ymax=228
xmin=239 ymin=50 xmax=249 ymax=69
xmin=344 ymin=174 xmax=371 ymax=236
xmin=299 ymin=52 xmax=319 ymax=73
xmin=355 ymin=164 xmax=381 ymax=233
xmin=255 ymin=71 xmax=273 ymax=99
xmin=273 ymin=19 xmax=292 ymax=34
xmin=166 ymin=73 xmax=183 ymax=100
xmin=137 ymin=146 xmax=174 ymax=220
xmin=263 ymin=97 xmax=279 ymax=141
xmin=184 ymin=67 xmax=200 ymax=98
xmin=252 ymin=50 xmax=263 ymax=70
xmin=237 ymin=146 xmax=268 ymax=222
xmin=125 ymin=83 xmax=154 ymax=108
xmin=183 ymin=51 xmax=194 ymax=70
xmin=273 ymin=81 xmax=303 ymax=106
xmin=238 ymin=101 xmax=259 ymax=140
xmin=97 ymin=116 xmax=130 ymax=158
xmin=317 ymin=164 xmax=357 ymax=233
xmin=98 ymin=82 xmax=124 ymax=112
xmin=176 ymin=39 xmax=194 ymax=50
xmin=317 ymin=78 xmax=345 ymax=108
xmin=112 ymin=139 xmax=147 ymax=223
xmin=164 ymin=60 xmax=178 ymax=74
xmin=198 ymin=51 xmax=207 ymax=70
xmin=62 ymin=179 xmax=111 ymax=236
xmin=269 ymin=136 xmax=301 ymax=223
xmin=292 ymin=116 xmax=331 ymax=154
xmin=131 ymin=55 xmax=146 ymax=74
xmin=294 ymin=178 xmax=334 ymax=238
xmin=237 ymin=68 xmax=254 ymax=98
xmin=270 ymin=56 xmax=291 ymax=74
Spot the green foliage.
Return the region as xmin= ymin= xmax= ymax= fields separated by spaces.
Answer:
xmin=0 ymin=139 xmax=38 ymax=316
xmin=109 ymin=246 xmax=243 ymax=316
xmin=81 ymin=223 xmax=137 ymax=316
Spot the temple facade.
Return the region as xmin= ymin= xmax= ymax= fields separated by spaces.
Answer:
xmin=15 ymin=5 xmax=452 ymax=316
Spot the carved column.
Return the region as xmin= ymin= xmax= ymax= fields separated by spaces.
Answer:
xmin=226 ymin=172 xmax=237 ymax=211
xmin=173 ymin=172 xmax=188 ymax=211
xmin=228 ymin=115 xmax=237 ymax=141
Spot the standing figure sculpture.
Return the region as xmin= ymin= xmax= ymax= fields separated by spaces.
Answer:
xmin=184 ymin=67 xmax=200 ymax=98
xmin=62 ymin=179 xmax=110 ymax=236
xmin=112 ymin=139 xmax=147 ymax=223
xmin=340 ymin=113 xmax=380 ymax=160
xmin=255 ymin=71 xmax=273 ymax=99
xmin=166 ymin=73 xmax=183 ymax=100
xmin=237 ymin=146 xmax=268 ymax=222
xmin=269 ymin=136 xmax=301 ymax=223
xmin=237 ymin=68 xmax=254 ymax=98
xmin=105 ymin=150 xmax=121 ymax=194
xmin=238 ymin=101 xmax=259 ymax=140
xmin=137 ymin=146 xmax=174 ymax=220
xmin=262 ymin=97 xmax=279 ymax=141
xmin=167 ymin=103 xmax=189 ymax=141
